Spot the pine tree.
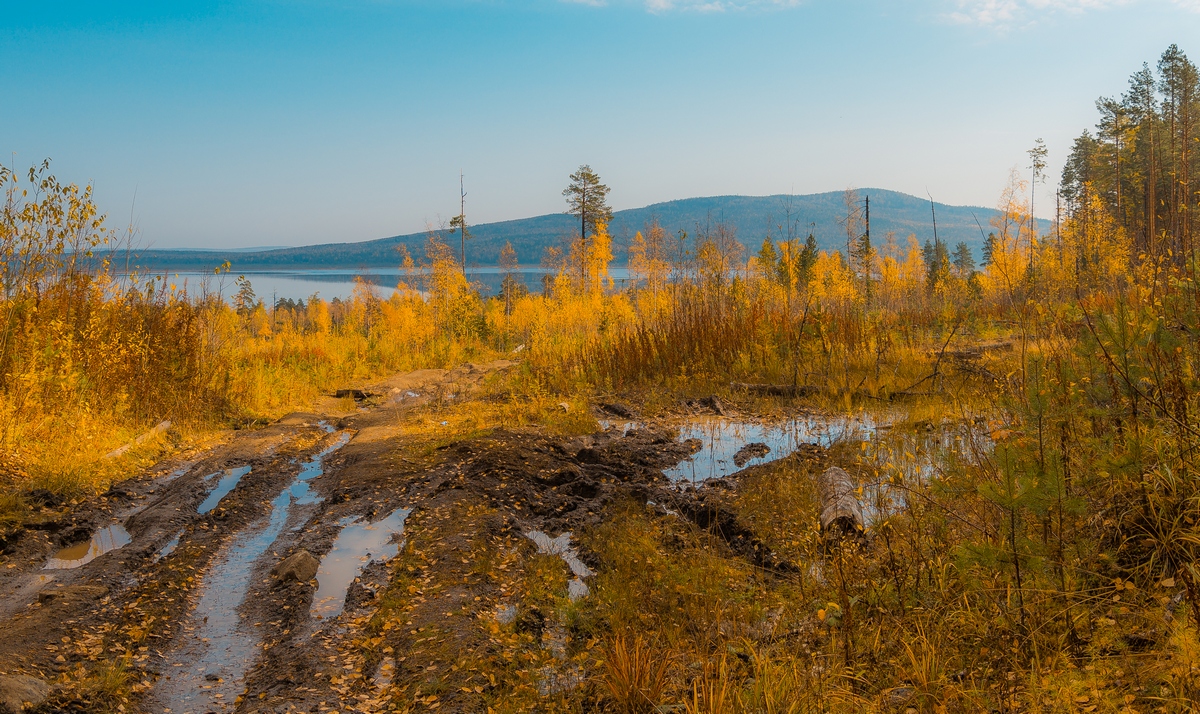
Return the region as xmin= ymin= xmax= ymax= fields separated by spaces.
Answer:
xmin=563 ymin=166 xmax=613 ymax=283
xmin=952 ymin=242 xmax=976 ymax=278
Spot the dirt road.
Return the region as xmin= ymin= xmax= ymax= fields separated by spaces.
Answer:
xmin=0 ymin=361 xmax=778 ymax=713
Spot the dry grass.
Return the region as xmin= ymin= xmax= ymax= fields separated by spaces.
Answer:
xmin=6 ymin=157 xmax=1200 ymax=713
xmin=602 ymin=633 xmax=672 ymax=713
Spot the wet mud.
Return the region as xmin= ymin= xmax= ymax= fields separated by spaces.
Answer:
xmin=0 ymin=361 xmax=891 ymax=713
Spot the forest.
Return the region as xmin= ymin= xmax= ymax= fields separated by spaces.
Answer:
xmin=0 ymin=43 xmax=1198 ymax=714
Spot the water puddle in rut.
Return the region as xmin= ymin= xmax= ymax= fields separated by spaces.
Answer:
xmin=664 ymin=415 xmax=877 ymax=483
xmin=153 ymin=431 xmax=350 ymax=713
xmin=196 ymin=466 xmax=253 ymax=515
xmin=154 ymin=531 xmax=183 ymax=562
xmin=311 ymin=508 xmax=411 ymax=619
xmin=526 ymin=531 xmax=593 ymax=600
xmin=44 ymin=524 xmax=131 ymax=570
xmin=657 ymin=415 xmax=993 ymax=527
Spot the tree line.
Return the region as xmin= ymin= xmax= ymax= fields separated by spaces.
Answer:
xmin=1063 ymin=43 xmax=1198 ymax=265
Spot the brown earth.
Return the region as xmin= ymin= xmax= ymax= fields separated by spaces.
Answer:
xmin=0 ymin=361 xmax=815 ymax=713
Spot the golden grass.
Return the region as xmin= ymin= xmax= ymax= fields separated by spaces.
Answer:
xmin=6 ymin=160 xmax=1200 ymax=713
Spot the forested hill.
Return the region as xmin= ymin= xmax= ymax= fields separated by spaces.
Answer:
xmin=131 ymin=189 xmax=1042 ymax=271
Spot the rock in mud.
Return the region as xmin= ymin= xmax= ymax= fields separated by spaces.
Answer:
xmin=732 ymin=442 xmax=770 ymax=467
xmin=271 ymin=549 xmax=320 ymax=583
xmin=0 ymin=674 xmax=50 ymax=713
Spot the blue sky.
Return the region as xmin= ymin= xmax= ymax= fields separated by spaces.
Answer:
xmin=3 ymin=1 xmax=1199 ymax=249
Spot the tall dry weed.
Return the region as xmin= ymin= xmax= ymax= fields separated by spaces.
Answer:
xmin=602 ymin=633 xmax=672 ymax=714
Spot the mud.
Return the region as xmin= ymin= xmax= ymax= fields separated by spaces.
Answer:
xmin=0 ymin=359 xmax=855 ymax=713
xmin=148 ymin=429 xmax=352 ymax=713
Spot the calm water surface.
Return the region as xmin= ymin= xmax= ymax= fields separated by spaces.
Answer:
xmin=148 ymin=268 xmax=633 ymax=303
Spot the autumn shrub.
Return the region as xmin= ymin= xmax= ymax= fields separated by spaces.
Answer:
xmin=0 ymin=164 xmax=235 ymax=504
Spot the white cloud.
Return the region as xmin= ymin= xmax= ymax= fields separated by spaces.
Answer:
xmin=649 ymin=1 xmax=734 ymax=11
xmin=946 ymin=0 xmax=1197 ymax=27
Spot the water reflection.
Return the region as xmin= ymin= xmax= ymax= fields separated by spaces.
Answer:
xmin=197 ymin=466 xmax=252 ymax=514
xmin=44 ymin=524 xmax=131 ymax=569
xmin=152 ymin=432 xmax=350 ymax=713
xmin=311 ymin=508 xmax=411 ymax=619
xmin=664 ymin=415 xmax=876 ymax=483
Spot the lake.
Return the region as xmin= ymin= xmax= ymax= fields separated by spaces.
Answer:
xmin=152 ymin=267 xmax=634 ymax=304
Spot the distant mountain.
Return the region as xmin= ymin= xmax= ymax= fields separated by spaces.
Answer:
xmin=129 ymin=189 xmax=1041 ymax=272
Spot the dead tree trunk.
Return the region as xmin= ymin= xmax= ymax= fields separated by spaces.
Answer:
xmin=819 ymin=466 xmax=864 ymax=537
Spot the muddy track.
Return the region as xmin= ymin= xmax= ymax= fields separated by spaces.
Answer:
xmin=0 ymin=363 xmax=510 ymax=707
xmin=0 ymin=361 xmax=809 ymax=713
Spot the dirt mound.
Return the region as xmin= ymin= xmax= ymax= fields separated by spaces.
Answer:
xmin=427 ymin=426 xmax=697 ymax=535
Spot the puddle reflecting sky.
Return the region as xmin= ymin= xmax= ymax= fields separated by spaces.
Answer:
xmin=526 ymin=530 xmax=594 ymax=600
xmin=44 ymin=524 xmax=131 ymax=569
xmin=312 ymin=508 xmax=411 ymax=619
xmin=154 ymin=432 xmax=351 ymax=712
xmin=286 ymin=432 xmax=350 ymax=506
xmin=154 ymin=531 xmax=183 ymax=562
xmin=197 ymin=466 xmax=253 ymax=514
xmin=652 ymin=415 xmax=993 ymax=529
xmin=664 ymin=415 xmax=877 ymax=483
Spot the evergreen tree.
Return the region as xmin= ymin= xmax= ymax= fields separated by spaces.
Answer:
xmin=563 ymin=165 xmax=613 ymax=282
xmin=234 ymin=276 xmax=256 ymax=316
xmin=952 ymin=242 xmax=976 ymax=277
xmin=1059 ymin=47 xmax=1200 ymax=266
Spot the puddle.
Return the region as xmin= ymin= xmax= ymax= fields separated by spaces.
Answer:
xmin=154 ymin=531 xmax=183 ymax=562
xmin=659 ymin=415 xmax=994 ymax=529
xmin=374 ymin=657 xmax=395 ymax=690
xmin=855 ymin=420 xmax=993 ymax=526
xmin=284 ymin=433 xmax=350 ymax=508
xmin=153 ymin=432 xmax=351 ymax=713
xmin=664 ymin=415 xmax=876 ymax=483
xmin=526 ymin=531 xmax=593 ymax=600
xmin=197 ymin=466 xmax=253 ymax=514
xmin=44 ymin=524 xmax=131 ymax=570
xmin=567 ymin=579 xmax=589 ymax=599
xmin=311 ymin=507 xmax=411 ymax=619
xmin=538 ymin=623 xmax=585 ymax=695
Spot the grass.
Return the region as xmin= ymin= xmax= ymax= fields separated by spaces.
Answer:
xmin=6 ymin=157 xmax=1200 ymax=712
